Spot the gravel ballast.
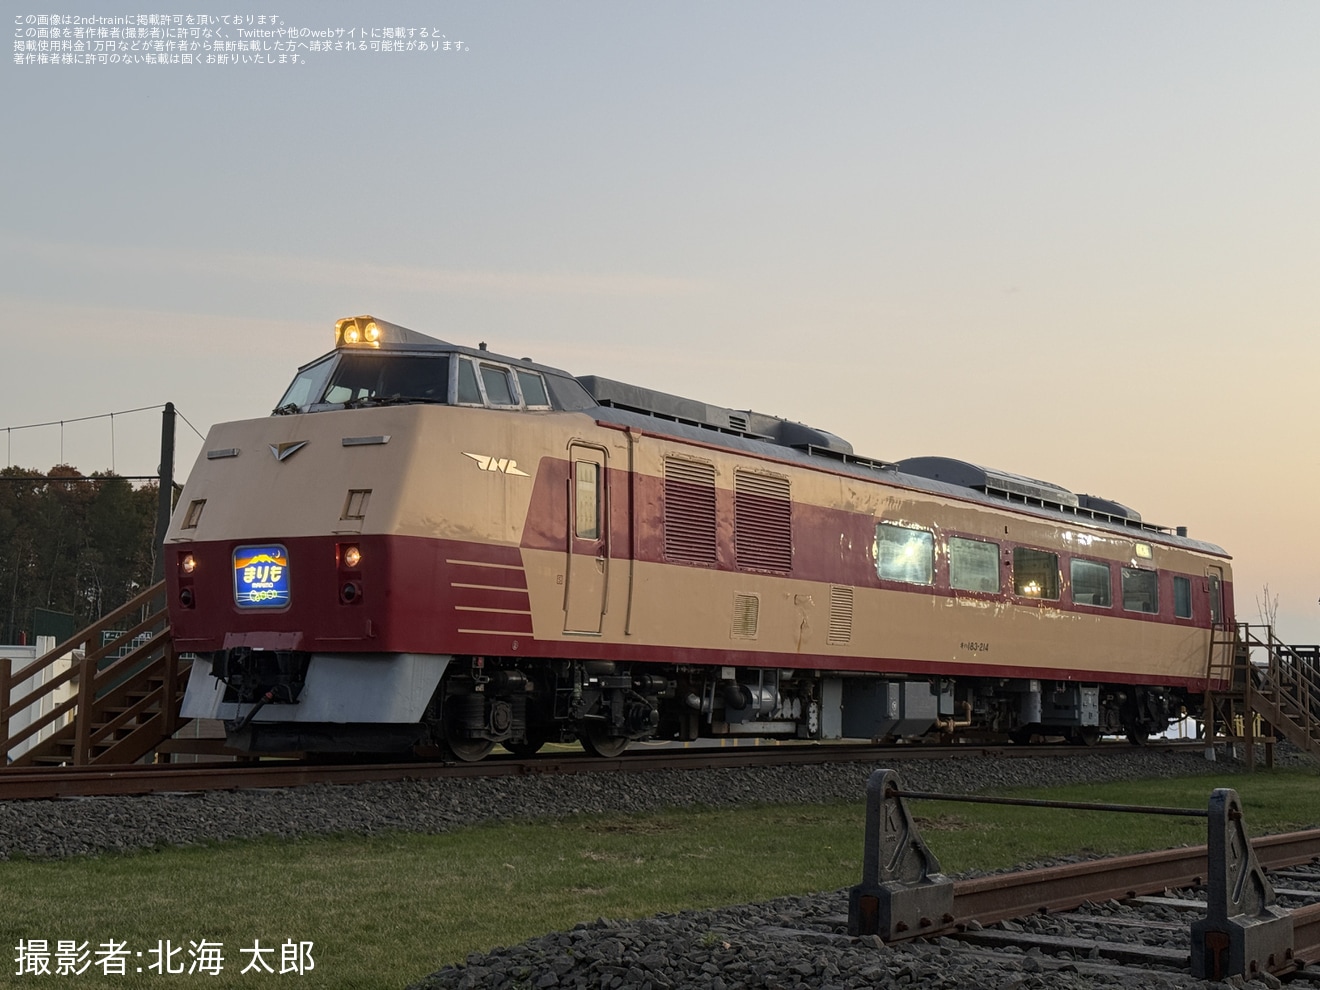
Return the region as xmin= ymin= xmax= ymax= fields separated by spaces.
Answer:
xmin=6 ymin=747 xmax=1313 ymax=990
xmin=0 ymin=748 xmax=1234 ymax=862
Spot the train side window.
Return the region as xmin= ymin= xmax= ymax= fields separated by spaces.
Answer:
xmin=575 ymin=461 xmax=600 ymax=540
xmin=456 ymin=357 xmax=482 ymax=404
xmin=1013 ymin=548 xmax=1059 ymax=599
xmin=1173 ymin=576 xmax=1192 ymax=618
xmin=875 ymin=523 xmax=934 ymax=585
xmin=1207 ymin=569 xmax=1223 ymax=624
xmin=480 ymin=364 xmax=517 ymax=406
xmin=1070 ymin=559 xmax=1112 ymax=607
xmin=1121 ymin=567 xmax=1159 ymax=614
xmin=949 ymin=537 xmax=999 ymax=592
xmin=516 ymin=369 xmax=551 ymax=408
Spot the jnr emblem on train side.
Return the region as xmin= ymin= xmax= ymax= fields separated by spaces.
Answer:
xmin=462 ymin=451 xmax=529 ymax=476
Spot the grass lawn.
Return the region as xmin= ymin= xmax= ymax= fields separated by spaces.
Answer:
xmin=1 ymin=767 xmax=1316 ymax=988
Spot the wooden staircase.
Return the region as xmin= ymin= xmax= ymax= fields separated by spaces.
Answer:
xmin=1 ymin=581 xmax=191 ymax=766
xmin=1206 ymin=622 xmax=1320 ymax=766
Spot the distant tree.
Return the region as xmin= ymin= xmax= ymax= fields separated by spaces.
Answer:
xmin=0 ymin=465 xmax=157 ymax=644
xmin=1256 ymin=583 xmax=1280 ymax=629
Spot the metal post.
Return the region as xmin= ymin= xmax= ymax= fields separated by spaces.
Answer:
xmin=848 ymin=769 xmax=954 ymax=939
xmin=0 ymin=656 xmax=11 ymax=763
xmin=74 ymin=652 xmax=95 ymax=766
xmin=160 ymin=639 xmax=177 ymax=761
xmin=1244 ymin=649 xmax=1256 ymax=773
xmin=1190 ymin=788 xmax=1293 ymax=979
xmin=151 ymin=402 xmax=176 ymax=585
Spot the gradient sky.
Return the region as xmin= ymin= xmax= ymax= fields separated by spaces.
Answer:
xmin=5 ymin=2 xmax=1318 ymax=641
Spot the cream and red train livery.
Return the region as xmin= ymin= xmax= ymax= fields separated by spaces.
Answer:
xmin=165 ymin=316 xmax=1234 ymax=758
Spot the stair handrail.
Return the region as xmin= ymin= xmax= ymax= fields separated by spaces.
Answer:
xmin=4 ymin=624 xmax=173 ymax=757
xmin=2 ymin=580 xmax=168 ymax=763
xmin=1 ymin=580 xmax=167 ymax=716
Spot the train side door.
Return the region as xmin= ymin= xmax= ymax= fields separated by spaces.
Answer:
xmin=564 ymin=444 xmax=608 ymax=634
xmin=1206 ymin=566 xmax=1224 ymax=627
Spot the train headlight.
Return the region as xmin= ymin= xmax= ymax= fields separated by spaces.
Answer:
xmin=342 ymin=545 xmax=362 ymax=568
xmin=181 ymin=553 xmax=197 ymax=575
xmin=335 ymin=315 xmax=386 ymax=349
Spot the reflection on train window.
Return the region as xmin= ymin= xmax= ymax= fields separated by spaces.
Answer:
xmin=457 ymin=357 xmax=482 ymax=404
xmin=516 ymin=369 xmax=551 ymax=408
xmin=1122 ymin=567 xmax=1159 ymax=614
xmin=1070 ymin=558 xmax=1112 ymax=607
xmin=575 ymin=462 xmax=600 ymax=540
xmin=480 ymin=364 xmax=516 ymax=406
xmin=277 ymin=356 xmax=335 ymax=412
xmin=949 ymin=537 xmax=999 ymax=592
xmin=1174 ymin=576 xmax=1192 ymax=618
xmin=321 ymin=354 xmax=451 ymax=407
xmin=875 ymin=523 xmax=934 ymax=585
xmin=1013 ymin=548 xmax=1059 ymax=599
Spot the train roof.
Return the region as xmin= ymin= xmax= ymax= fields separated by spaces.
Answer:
xmin=312 ymin=316 xmax=1226 ymax=556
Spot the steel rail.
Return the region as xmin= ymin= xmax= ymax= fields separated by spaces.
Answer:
xmin=1293 ymin=901 xmax=1320 ymax=967
xmin=0 ymin=739 xmax=1208 ymax=802
xmin=950 ymin=828 xmax=1320 ymax=928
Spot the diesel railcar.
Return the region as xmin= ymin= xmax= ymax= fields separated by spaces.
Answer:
xmin=165 ymin=316 xmax=1235 ymax=758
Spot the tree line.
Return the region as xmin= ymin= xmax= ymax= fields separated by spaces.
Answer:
xmin=1 ymin=465 xmax=159 ymax=646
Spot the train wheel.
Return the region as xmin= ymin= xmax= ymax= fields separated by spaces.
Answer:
xmin=502 ymin=732 xmax=547 ymax=758
xmin=443 ymin=732 xmax=495 ymax=762
xmin=580 ymin=725 xmax=628 ymax=758
xmin=1125 ymin=725 xmax=1150 ymax=746
xmin=441 ymin=703 xmax=494 ymax=761
xmin=1069 ymin=727 xmax=1101 ymax=747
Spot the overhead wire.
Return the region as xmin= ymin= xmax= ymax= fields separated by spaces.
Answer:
xmin=1 ymin=402 xmax=208 ymax=472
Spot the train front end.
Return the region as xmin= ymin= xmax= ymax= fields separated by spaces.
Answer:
xmin=164 ymin=316 xmax=564 ymax=754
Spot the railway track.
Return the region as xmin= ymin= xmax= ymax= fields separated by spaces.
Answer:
xmin=412 ymin=813 xmax=1320 ymax=989
xmin=846 ymin=769 xmax=1320 ymax=983
xmin=941 ymin=833 xmax=1320 ymax=978
xmin=0 ymin=739 xmax=1205 ymax=801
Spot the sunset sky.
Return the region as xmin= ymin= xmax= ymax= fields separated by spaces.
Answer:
xmin=5 ymin=2 xmax=1318 ymax=640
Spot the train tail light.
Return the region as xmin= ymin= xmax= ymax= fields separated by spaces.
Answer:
xmin=177 ymin=551 xmax=197 ymax=609
xmin=337 ymin=542 xmax=363 ymax=605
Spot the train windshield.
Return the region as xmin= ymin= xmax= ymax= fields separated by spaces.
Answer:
xmin=274 ymin=354 xmax=451 ymax=414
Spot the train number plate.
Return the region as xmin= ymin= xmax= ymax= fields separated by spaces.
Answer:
xmin=233 ymin=544 xmax=291 ymax=609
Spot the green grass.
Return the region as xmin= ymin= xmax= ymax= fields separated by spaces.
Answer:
xmin=1 ymin=767 xmax=1315 ymax=989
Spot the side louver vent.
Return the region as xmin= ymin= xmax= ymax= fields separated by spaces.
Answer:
xmin=734 ymin=470 xmax=792 ymax=571
xmin=828 ymin=586 xmax=854 ymax=645
xmin=731 ymin=593 xmax=760 ymax=640
xmin=664 ymin=457 xmax=718 ymax=564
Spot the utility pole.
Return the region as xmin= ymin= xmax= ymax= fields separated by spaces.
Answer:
xmin=151 ymin=402 xmax=176 ymax=585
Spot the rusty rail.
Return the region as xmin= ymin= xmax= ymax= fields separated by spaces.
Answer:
xmin=0 ymin=738 xmax=1211 ymax=801
xmin=952 ymin=828 xmax=1320 ymax=927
